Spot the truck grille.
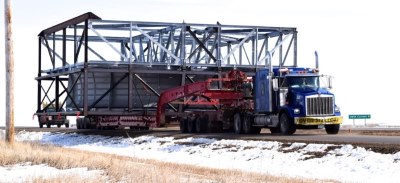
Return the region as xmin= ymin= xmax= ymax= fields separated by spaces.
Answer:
xmin=306 ymin=95 xmax=334 ymax=116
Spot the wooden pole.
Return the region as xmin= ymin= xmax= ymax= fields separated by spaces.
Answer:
xmin=4 ymin=0 xmax=15 ymax=144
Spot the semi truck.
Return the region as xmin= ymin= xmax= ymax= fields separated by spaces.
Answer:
xmin=157 ymin=58 xmax=342 ymax=135
xmin=34 ymin=12 xmax=342 ymax=134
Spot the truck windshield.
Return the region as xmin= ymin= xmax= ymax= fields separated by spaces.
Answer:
xmin=286 ymin=76 xmax=319 ymax=89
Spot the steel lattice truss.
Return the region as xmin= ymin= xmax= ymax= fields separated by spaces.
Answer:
xmin=35 ymin=12 xmax=298 ymax=116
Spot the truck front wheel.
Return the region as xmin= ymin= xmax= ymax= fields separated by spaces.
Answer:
xmin=325 ymin=124 xmax=340 ymax=134
xmin=279 ymin=112 xmax=296 ymax=135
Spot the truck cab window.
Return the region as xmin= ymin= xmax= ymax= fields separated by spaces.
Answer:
xmin=287 ymin=76 xmax=319 ymax=89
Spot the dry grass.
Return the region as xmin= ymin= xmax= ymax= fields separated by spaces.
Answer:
xmin=0 ymin=140 xmax=330 ymax=183
xmin=31 ymin=174 xmax=106 ymax=183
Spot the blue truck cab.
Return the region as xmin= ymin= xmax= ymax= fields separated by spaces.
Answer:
xmin=253 ymin=67 xmax=343 ymax=134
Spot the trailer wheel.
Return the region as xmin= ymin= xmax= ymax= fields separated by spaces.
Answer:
xmin=325 ymin=124 xmax=340 ymax=134
xmin=195 ymin=115 xmax=208 ymax=133
xmin=187 ymin=117 xmax=196 ymax=133
xmin=234 ymin=113 xmax=242 ymax=134
xmin=76 ymin=118 xmax=81 ymax=129
xmin=242 ymin=114 xmax=253 ymax=134
xmin=179 ymin=118 xmax=188 ymax=133
xmin=57 ymin=124 xmax=61 ymax=128
xmin=46 ymin=123 xmax=51 ymax=128
xmin=65 ymin=123 xmax=69 ymax=128
xmin=279 ymin=112 xmax=296 ymax=135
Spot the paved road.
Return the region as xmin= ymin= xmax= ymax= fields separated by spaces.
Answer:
xmin=6 ymin=126 xmax=400 ymax=146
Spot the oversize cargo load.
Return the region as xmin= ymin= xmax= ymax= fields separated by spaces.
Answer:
xmin=35 ymin=12 xmax=341 ymax=133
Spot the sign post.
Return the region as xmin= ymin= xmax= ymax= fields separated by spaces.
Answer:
xmin=348 ymin=114 xmax=371 ymax=127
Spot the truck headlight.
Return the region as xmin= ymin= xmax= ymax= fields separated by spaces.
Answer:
xmin=294 ymin=108 xmax=300 ymax=114
xmin=334 ymin=106 xmax=340 ymax=112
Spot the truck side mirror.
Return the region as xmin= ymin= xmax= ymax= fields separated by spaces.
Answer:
xmin=272 ymin=78 xmax=279 ymax=91
xmin=328 ymin=76 xmax=333 ymax=89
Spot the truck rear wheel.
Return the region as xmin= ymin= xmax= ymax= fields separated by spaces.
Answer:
xmin=325 ymin=124 xmax=340 ymax=134
xmin=46 ymin=123 xmax=51 ymax=128
xmin=39 ymin=123 xmax=43 ymax=128
xmin=234 ymin=113 xmax=242 ymax=134
xmin=242 ymin=114 xmax=253 ymax=134
xmin=279 ymin=112 xmax=296 ymax=135
xmin=57 ymin=124 xmax=61 ymax=128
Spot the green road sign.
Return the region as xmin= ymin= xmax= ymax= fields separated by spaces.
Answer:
xmin=348 ymin=114 xmax=371 ymax=119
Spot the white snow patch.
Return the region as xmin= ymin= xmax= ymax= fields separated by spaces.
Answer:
xmin=1 ymin=129 xmax=400 ymax=183
xmin=0 ymin=163 xmax=104 ymax=183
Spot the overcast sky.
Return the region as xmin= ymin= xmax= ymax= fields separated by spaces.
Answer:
xmin=1 ymin=0 xmax=399 ymax=126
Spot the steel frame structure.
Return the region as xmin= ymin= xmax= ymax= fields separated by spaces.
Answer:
xmin=35 ymin=12 xmax=298 ymax=121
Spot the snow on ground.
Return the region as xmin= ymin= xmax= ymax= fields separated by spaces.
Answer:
xmin=0 ymin=162 xmax=104 ymax=183
xmin=2 ymin=130 xmax=400 ymax=183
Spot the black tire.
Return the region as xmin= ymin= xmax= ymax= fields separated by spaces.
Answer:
xmin=242 ymin=114 xmax=253 ymax=134
xmin=57 ymin=124 xmax=61 ymax=128
xmin=187 ymin=117 xmax=196 ymax=133
xmin=195 ymin=116 xmax=208 ymax=133
xmin=179 ymin=118 xmax=188 ymax=133
xmin=269 ymin=127 xmax=281 ymax=134
xmin=39 ymin=123 xmax=43 ymax=128
xmin=325 ymin=124 xmax=340 ymax=134
xmin=279 ymin=112 xmax=296 ymax=135
xmin=84 ymin=118 xmax=91 ymax=129
xmin=76 ymin=118 xmax=80 ymax=129
xmin=46 ymin=123 xmax=51 ymax=128
xmin=233 ymin=113 xmax=242 ymax=134
xmin=65 ymin=123 xmax=69 ymax=128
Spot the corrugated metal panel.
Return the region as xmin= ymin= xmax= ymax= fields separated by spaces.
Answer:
xmin=66 ymin=72 xmax=183 ymax=109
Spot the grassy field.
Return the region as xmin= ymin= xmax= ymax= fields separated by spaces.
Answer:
xmin=0 ymin=140 xmax=327 ymax=183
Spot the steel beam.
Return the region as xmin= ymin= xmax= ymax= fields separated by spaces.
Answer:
xmin=187 ymin=27 xmax=216 ymax=63
xmin=37 ymin=37 xmax=42 ymax=113
xmin=59 ymin=73 xmax=81 ymax=111
xmin=84 ymin=20 xmax=89 ymax=116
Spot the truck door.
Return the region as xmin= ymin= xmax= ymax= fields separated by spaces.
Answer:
xmin=254 ymin=69 xmax=271 ymax=113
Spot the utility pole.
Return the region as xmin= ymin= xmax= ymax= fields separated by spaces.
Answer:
xmin=4 ymin=0 xmax=14 ymax=144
